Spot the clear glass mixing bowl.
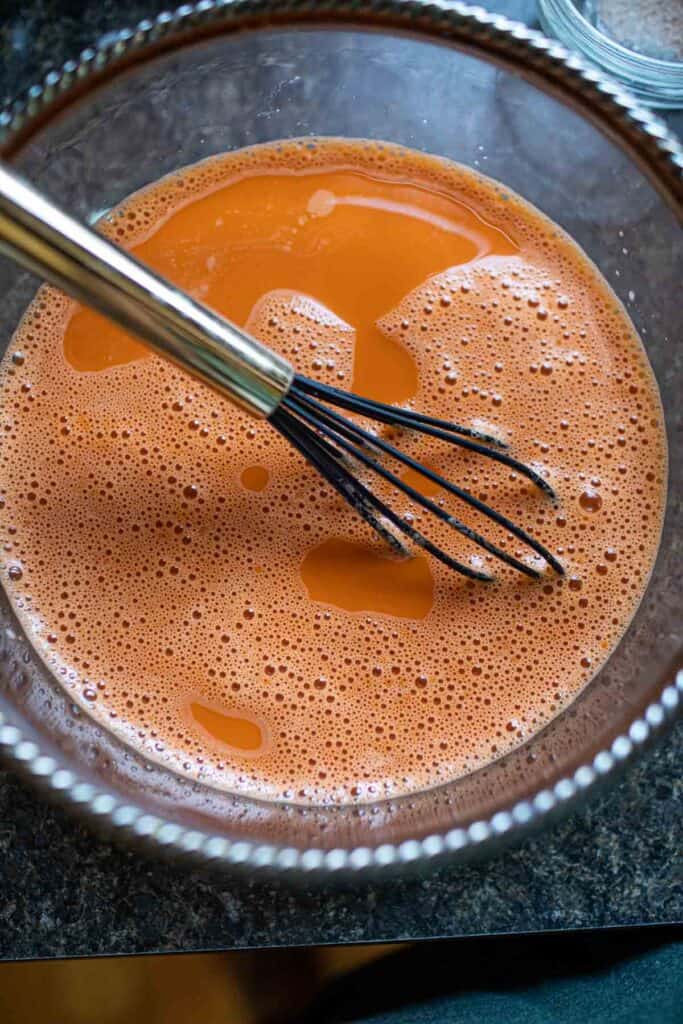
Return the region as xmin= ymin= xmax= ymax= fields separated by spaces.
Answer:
xmin=0 ymin=1 xmax=680 ymax=874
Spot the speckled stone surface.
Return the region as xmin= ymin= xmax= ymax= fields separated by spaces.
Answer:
xmin=0 ymin=722 xmax=680 ymax=959
xmin=0 ymin=0 xmax=681 ymax=961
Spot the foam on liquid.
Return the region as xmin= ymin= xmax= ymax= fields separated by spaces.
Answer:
xmin=0 ymin=139 xmax=667 ymax=804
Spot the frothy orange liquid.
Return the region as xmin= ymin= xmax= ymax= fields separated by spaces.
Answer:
xmin=0 ymin=139 xmax=667 ymax=804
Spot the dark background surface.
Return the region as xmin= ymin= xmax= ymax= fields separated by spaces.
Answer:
xmin=0 ymin=0 xmax=681 ymax=960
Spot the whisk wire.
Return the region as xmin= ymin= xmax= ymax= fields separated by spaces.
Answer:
xmin=293 ymin=376 xmax=555 ymax=498
xmin=284 ymin=392 xmax=544 ymax=579
xmin=281 ymin=386 xmax=564 ymax=578
xmin=271 ymin=407 xmax=407 ymax=557
xmin=294 ymin=375 xmax=507 ymax=447
xmin=271 ymin=406 xmax=493 ymax=581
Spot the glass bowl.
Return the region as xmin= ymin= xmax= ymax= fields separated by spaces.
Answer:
xmin=0 ymin=0 xmax=681 ymax=876
xmin=538 ymin=0 xmax=683 ymax=108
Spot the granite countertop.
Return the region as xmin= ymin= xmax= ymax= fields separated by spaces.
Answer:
xmin=0 ymin=0 xmax=681 ymax=961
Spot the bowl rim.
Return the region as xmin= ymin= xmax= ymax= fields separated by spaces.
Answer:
xmin=0 ymin=0 xmax=681 ymax=875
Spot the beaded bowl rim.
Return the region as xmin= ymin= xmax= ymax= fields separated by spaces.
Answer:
xmin=0 ymin=0 xmax=681 ymax=875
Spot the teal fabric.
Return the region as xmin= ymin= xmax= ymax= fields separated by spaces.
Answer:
xmin=297 ymin=931 xmax=682 ymax=1024
xmin=362 ymin=943 xmax=682 ymax=1024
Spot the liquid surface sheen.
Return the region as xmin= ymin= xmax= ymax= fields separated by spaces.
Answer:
xmin=0 ymin=139 xmax=667 ymax=805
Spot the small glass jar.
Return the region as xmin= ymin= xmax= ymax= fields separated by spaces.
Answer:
xmin=538 ymin=0 xmax=683 ymax=108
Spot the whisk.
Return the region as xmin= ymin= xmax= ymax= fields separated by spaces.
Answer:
xmin=0 ymin=164 xmax=563 ymax=582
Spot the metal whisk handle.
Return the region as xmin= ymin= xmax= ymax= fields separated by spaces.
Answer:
xmin=0 ymin=163 xmax=293 ymax=418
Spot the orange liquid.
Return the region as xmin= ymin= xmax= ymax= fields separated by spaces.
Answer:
xmin=190 ymin=702 xmax=265 ymax=753
xmin=0 ymin=139 xmax=667 ymax=804
xmin=64 ymin=162 xmax=515 ymax=403
xmin=300 ymin=539 xmax=434 ymax=619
